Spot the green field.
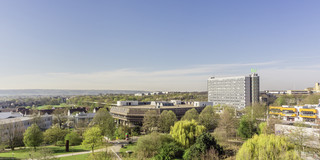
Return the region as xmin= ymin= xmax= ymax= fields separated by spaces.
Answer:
xmin=0 ymin=145 xmax=88 ymax=160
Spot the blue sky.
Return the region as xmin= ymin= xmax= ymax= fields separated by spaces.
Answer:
xmin=0 ymin=1 xmax=320 ymax=91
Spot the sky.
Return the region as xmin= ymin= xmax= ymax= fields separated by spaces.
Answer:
xmin=0 ymin=0 xmax=320 ymax=91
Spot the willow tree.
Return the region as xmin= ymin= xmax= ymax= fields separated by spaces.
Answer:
xmin=236 ymin=134 xmax=301 ymax=160
xmin=170 ymin=120 xmax=206 ymax=148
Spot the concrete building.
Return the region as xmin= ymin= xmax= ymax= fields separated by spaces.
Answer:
xmin=110 ymin=101 xmax=210 ymax=127
xmin=207 ymin=73 xmax=260 ymax=109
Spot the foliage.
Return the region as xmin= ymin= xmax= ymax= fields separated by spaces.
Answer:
xmin=199 ymin=105 xmax=219 ymax=131
xmin=43 ymin=126 xmax=69 ymax=145
xmin=300 ymin=94 xmax=320 ymax=104
xmin=214 ymin=107 xmax=238 ymax=142
xmin=170 ymin=120 xmax=206 ymax=148
xmin=273 ymin=95 xmax=306 ymax=106
xmin=90 ymin=108 xmax=115 ymax=137
xmin=236 ymin=134 xmax=300 ymax=160
xmin=135 ymin=132 xmax=174 ymax=159
xmin=183 ymin=132 xmax=223 ymax=160
xmin=65 ymin=131 xmax=82 ymax=146
xmin=142 ymin=110 xmax=159 ymax=133
xmin=23 ymin=124 xmax=44 ymax=150
xmin=82 ymin=127 xmax=103 ymax=153
xmin=181 ymin=108 xmax=199 ymax=121
xmin=258 ymin=122 xmax=267 ymax=135
xmin=159 ymin=110 xmax=177 ymax=133
xmin=237 ymin=116 xmax=257 ymax=139
xmin=243 ymin=103 xmax=267 ymax=120
xmin=114 ymin=125 xmax=130 ymax=139
xmin=154 ymin=142 xmax=184 ymax=160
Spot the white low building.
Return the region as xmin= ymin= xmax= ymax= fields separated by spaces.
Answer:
xmin=194 ymin=102 xmax=213 ymax=107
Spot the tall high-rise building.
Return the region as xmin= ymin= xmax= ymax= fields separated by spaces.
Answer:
xmin=207 ymin=73 xmax=260 ymax=109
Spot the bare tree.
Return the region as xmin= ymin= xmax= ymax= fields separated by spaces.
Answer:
xmin=0 ymin=120 xmax=24 ymax=150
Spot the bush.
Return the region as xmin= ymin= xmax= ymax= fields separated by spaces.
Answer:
xmin=183 ymin=132 xmax=223 ymax=160
xmin=135 ymin=132 xmax=174 ymax=159
xmin=154 ymin=142 xmax=184 ymax=160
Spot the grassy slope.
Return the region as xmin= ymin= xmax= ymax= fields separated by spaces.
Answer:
xmin=0 ymin=145 xmax=88 ymax=159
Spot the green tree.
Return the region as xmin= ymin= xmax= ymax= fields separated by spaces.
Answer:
xmin=199 ymin=106 xmax=219 ymax=131
xmin=65 ymin=131 xmax=82 ymax=146
xmin=183 ymin=132 xmax=223 ymax=160
xmin=82 ymin=127 xmax=103 ymax=154
xmin=23 ymin=124 xmax=44 ymax=150
xmin=236 ymin=134 xmax=300 ymax=160
xmin=181 ymin=108 xmax=199 ymax=121
xmin=90 ymin=108 xmax=115 ymax=138
xmin=159 ymin=110 xmax=177 ymax=133
xmin=243 ymin=103 xmax=267 ymax=120
xmin=214 ymin=107 xmax=238 ymax=142
xmin=143 ymin=110 xmax=159 ymax=133
xmin=237 ymin=116 xmax=257 ymax=139
xmin=136 ymin=132 xmax=174 ymax=159
xmin=154 ymin=142 xmax=184 ymax=160
xmin=43 ymin=126 xmax=69 ymax=145
xmin=170 ymin=120 xmax=206 ymax=148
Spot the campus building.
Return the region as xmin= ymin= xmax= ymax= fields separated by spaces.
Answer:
xmin=207 ymin=73 xmax=259 ymax=109
xmin=0 ymin=114 xmax=52 ymax=142
xmin=269 ymin=101 xmax=320 ymax=125
xmin=109 ymin=101 xmax=211 ymax=127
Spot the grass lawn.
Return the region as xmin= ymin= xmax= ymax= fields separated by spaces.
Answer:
xmin=0 ymin=145 xmax=89 ymax=159
xmin=59 ymin=153 xmax=90 ymax=160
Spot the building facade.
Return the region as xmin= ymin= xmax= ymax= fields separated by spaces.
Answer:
xmin=207 ymin=73 xmax=259 ymax=109
xmin=110 ymin=101 xmax=208 ymax=127
xmin=269 ymin=104 xmax=320 ymax=125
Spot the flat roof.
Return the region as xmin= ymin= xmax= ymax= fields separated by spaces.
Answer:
xmin=112 ymin=104 xmax=197 ymax=109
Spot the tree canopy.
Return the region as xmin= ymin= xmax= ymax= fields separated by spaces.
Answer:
xmin=199 ymin=105 xmax=219 ymax=131
xmin=236 ymin=134 xmax=300 ymax=160
xmin=82 ymin=127 xmax=103 ymax=154
xmin=158 ymin=110 xmax=177 ymax=133
xmin=43 ymin=125 xmax=69 ymax=145
xmin=90 ymin=108 xmax=115 ymax=137
xmin=143 ymin=110 xmax=159 ymax=133
xmin=170 ymin=120 xmax=206 ymax=148
xmin=23 ymin=124 xmax=44 ymax=150
xmin=181 ymin=108 xmax=199 ymax=121
xmin=183 ymin=132 xmax=223 ymax=160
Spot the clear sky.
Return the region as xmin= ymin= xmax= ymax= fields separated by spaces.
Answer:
xmin=0 ymin=0 xmax=320 ymax=91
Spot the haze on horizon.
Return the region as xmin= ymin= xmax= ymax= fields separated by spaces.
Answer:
xmin=1 ymin=1 xmax=320 ymax=92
